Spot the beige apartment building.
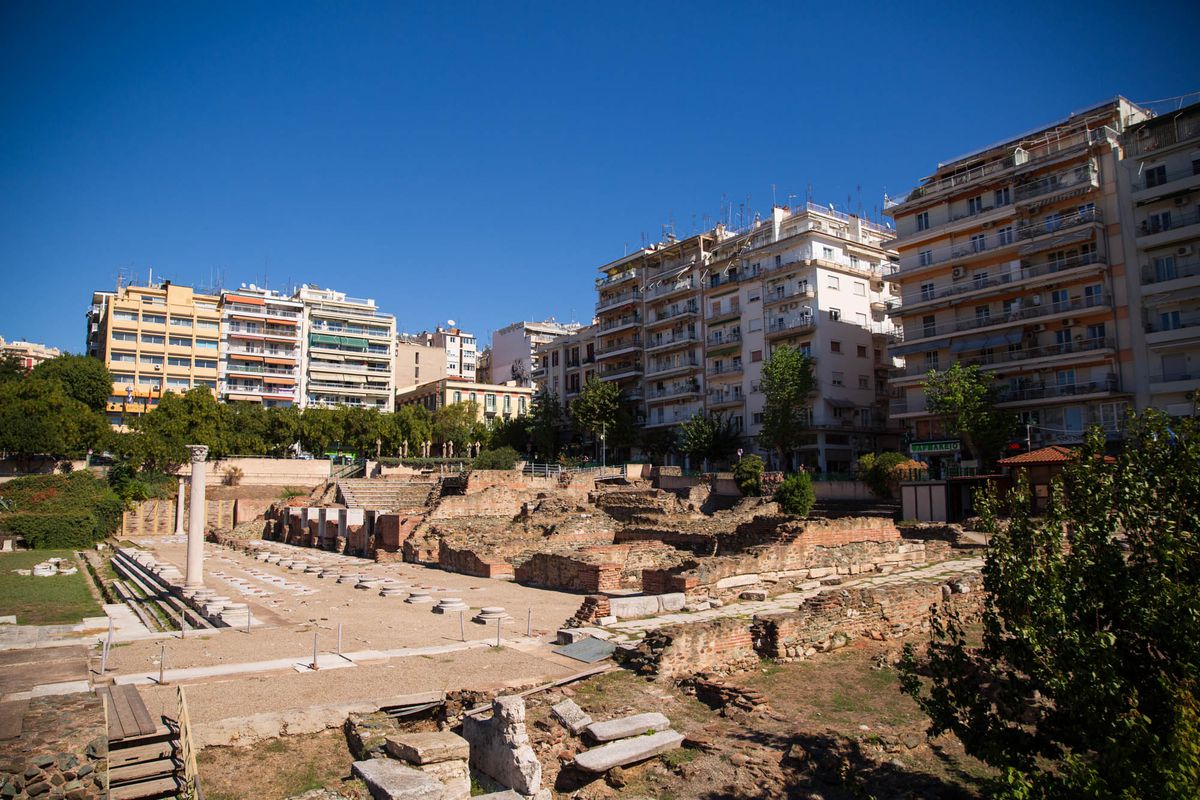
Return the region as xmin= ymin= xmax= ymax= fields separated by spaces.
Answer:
xmin=591 ymin=202 xmax=902 ymax=471
xmin=884 ymin=97 xmax=1153 ymax=467
xmin=0 ymin=337 xmax=60 ymax=371
xmin=86 ymin=282 xmax=222 ymax=424
xmin=395 ymin=378 xmax=533 ymax=422
xmin=296 ymin=285 xmax=396 ymax=412
xmin=394 ymin=331 xmax=449 ymax=394
xmin=531 ymin=323 xmax=598 ymax=403
xmin=1116 ymin=102 xmax=1200 ymax=418
xmin=218 ymin=286 xmax=303 ymax=407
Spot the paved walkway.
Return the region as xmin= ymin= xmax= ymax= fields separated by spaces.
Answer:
xmin=596 ymin=556 xmax=985 ymax=641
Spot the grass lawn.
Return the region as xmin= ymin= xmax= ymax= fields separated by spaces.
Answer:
xmin=0 ymin=549 xmax=102 ymax=625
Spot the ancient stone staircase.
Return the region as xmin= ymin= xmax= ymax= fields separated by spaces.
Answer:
xmin=337 ymin=479 xmax=436 ymax=511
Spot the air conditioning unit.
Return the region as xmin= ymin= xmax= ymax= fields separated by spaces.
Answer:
xmin=1178 ymin=245 xmax=1195 ymax=256
xmin=1032 ymin=324 xmax=1046 ymax=333
xmin=982 ymin=221 xmax=994 ymax=229
xmin=1175 ymin=195 xmax=1191 ymax=207
xmin=1062 ymin=318 xmax=1077 ymax=327
xmin=952 ymin=266 xmax=965 ymax=279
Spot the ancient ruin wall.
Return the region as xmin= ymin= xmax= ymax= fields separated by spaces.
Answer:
xmin=438 ymin=539 xmax=516 ymax=579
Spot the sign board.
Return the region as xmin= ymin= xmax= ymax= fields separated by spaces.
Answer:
xmin=910 ymin=439 xmax=960 ymax=455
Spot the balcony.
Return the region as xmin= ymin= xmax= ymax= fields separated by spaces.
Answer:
xmin=1013 ymin=164 xmax=1098 ymax=205
xmin=1141 ymin=259 xmax=1200 ymax=293
xmin=646 ymin=382 xmax=701 ymax=402
xmin=706 ymin=306 xmax=742 ymax=324
xmin=599 ymin=362 xmax=642 ymax=381
xmin=1136 ymin=207 xmax=1200 ymax=247
xmin=899 ymin=336 xmax=1116 ymax=379
xmin=224 ymin=363 xmax=298 ymax=378
xmin=1132 ymin=116 xmax=1200 ymax=157
xmin=707 ymin=392 xmax=744 ymax=409
xmin=707 ymin=364 xmax=743 ymax=380
xmin=706 ymin=272 xmax=744 ymax=292
xmin=645 ymin=332 xmax=699 ymax=352
xmin=1132 ymin=163 xmax=1200 ymax=197
xmin=596 ymin=269 xmax=640 ymax=289
xmin=644 ymin=406 xmax=705 ymax=428
xmin=596 ymin=337 xmax=643 ymax=358
xmin=898 ymin=252 xmax=1106 ymax=312
xmin=1149 ymin=371 xmax=1200 ymax=393
xmin=766 ymin=314 xmax=816 ymax=339
xmin=896 ymin=293 xmax=1112 ymax=344
xmin=705 ymin=331 xmax=742 ymax=349
xmin=995 ymin=376 xmax=1120 ymax=405
xmin=647 ymin=303 xmax=699 ymax=325
xmin=1144 ymin=316 xmax=1200 ymax=347
xmin=889 ymin=398 xmax=909 ymax=415
xmin=224 ymin=303 xmax=300 ymax=320
xmin=596 ymin=289 xmax=642 ymax=313
xmin=645 ymin=278 xmax=696 ymax=300
xmin=599 ymin=314 xmax=642 ymax=333
xmin=645 ymin=359 xmax=700 ymax=378
xmin=763 ymin=285 xmax=814 ymax=307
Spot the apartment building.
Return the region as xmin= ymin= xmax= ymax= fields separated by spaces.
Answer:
xmin=430 ymin=326 xmax=477 ymax=381
xmin=491 ymin=319 xmax=583 ymax=388
xmin=0 ymin=337 xmax=60 ymax=371
xmin=1116 ymin=102 xmax=1200 ymax=418
xmin=884 ymin=97 xmax=1152 ymax=466
xmin=394 ymin=331 xmax=448 ymax=394
xmin=395 ymin=378 xmax=533 ymax=421
xmin=218 ymin=286 xmax=303 ymax=407
xmin=592 ymin=203 xmax=901 ymax=470
xmin=296 ymin=285 xmax=396 ymax=411
xmin=531 ymin=323 xmax=598 ymax=403
xmin=86 ymin=282 xmax=222 ymax=424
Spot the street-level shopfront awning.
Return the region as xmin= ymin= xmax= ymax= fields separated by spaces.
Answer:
xmin=910 ymin=439 xmax=961 ymax=455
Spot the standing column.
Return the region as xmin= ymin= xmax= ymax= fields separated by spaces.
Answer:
xmin=185 ymin=445 xmax=209 ymax=588
xmin=174 ymin=476 xmax=186 ymax=536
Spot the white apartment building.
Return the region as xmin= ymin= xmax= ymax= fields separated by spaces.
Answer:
xmin=492 ymin=319 xmax=583 ymax=388
xmin=531 ymin=323 xmax=598 ymax=403
xmin=593 ymin=202 xmax=902 ymax=471
xmin=1116 ymin=101 xmax=1200 ymax=418
xmin=295 ymin=285 xmax=396 ymax=411
xmin=430 ymin=325 xmax=477 ymax=382
xmin=885 ymin=97 xmax=1152 ymax=467
xmin=218 ymin=286 xmax=303 ymax=408
xmin=0 ymin=337 xmax=60 ymax=371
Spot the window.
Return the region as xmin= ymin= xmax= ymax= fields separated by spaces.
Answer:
xmin=1056 ymin=369 xmax=1076 ymax=388
xmin=994 ymin=187 xmax=1011 ymax=207
xmin=919 ymin=249 xmax=933 ymax=266
xmin=112 ymin=331 xmax=137 ymax=342
xmin=114 ymin=310 xmax=138 ymax=322
xmin=752 ymin=412 xmax=765 ymax=425
xmin=1051 ymin=289 xmax=1070 ymax=311
xmin=1153 ymin=255 xmax=1178 ymax=282
xmin=167 ymin=377 xmax=191 ymax=389
xmin=195 ymin=379 xmax=216 ymax=389
xmin=111 ymin=351 xmax=136 ymax=363
xmin=1055 ymin=329 xmax=1072 ymax=351
xmin=853 ymin=282 xmax=866 ymax=296
xmin=551 ymin=351 xmax=559 ymax=367
xmin=1077 ymin=202 xmax=1095 ymax=219
xmin=112 ymin=373 xmax=134 ymax=384
xmin=453 ymin=391 xmax=462 ymax=403
xmin=142 ymin=313 xmax=165 ymax=325
xmin=196 ymin=339 xmax=218 ymax=349
xmin=972 ymin=271 xmax=988 ymax=288
xmin=970 ymin=233 xmax=987 ymax=252
xmin=138 ymin=376 xmax=161 ymax=387
xmin=751 ymin=349 xmax=762 ymax=363
xmin=519 ymin=397 xmax=527 ymax=414
xmin=503 ymin=395 xmax=511 ymax=413
xmin=141 ymin=333 xmax=164 ymax=345
xmin=1159 ymin=310 xmax=1182 ymax=331
xmin=832 ymin=371 xmax=845 ymax=387
xmin=996 ymin=226 xmax=1014 ymax=246
xmin=196 ymin=320 xmax=219 ymax=330
xmin=1045 ymin=212 xmax=1063 ymax=232
xmin=829 ymin=308 xmax=841 ymax=321
xmin=916 ymin=211 xmax=929 ymax=231
xmin=1084 ymin=284 xmax=1104 ymax=306
xmin=169 ymin=336 xmax=191 ymax=347
xmin=1147 ymin=210 xmax=1172 ymax=233
xmin=1086 ymin=323 xmax=1106 ymax=344
xmin=830 ymin=340 xmax=842 ymax=353
xmin=859 ymin=375 xmax=870 ymax=389
xmin=827 ymin=276 xmax=840 ymax=290
xmin=140 ymin=354 xmax=163 ymax=365
xmin=167 ymin=356 xmax=191 ymax=367
xmin=194 ymin=359 xmax=217 ymax=369
xmin=822 ymin=246 xmax=834 ymax=260
xmin=920 ymin=282 xmax=935 ymax=301
xmin=924 ymin=351 xmax=939 ymax=370
xmin=968 ymin=196 xmax=983 ymax=215
xmin=975 ymin=305 xmax=991 ymax=324
xmin=855 ymin=312 xmax=867 ymax=327
xmin=1144 ymin=164 xmax=1167 ymax=188
xmin=922 ymin=315 xmax=936 ymax=337
xmin=170 ymin=317 xmax=193 ymax=328
xmin=857 ymin=345 xmax=867 ymax=358
xmin=485 ymin=394 xmax=496 ymax=412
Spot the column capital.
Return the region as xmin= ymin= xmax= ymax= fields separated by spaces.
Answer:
xmin=187 ymin=444 xmax=210 ymax=464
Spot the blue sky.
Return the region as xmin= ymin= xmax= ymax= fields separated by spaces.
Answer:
xmin=2 ymin=1 xmax=1196 ymax=352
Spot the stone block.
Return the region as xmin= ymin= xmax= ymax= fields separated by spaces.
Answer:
xmin=739 ymin=590 xmax=767 ymax=601
xmin=550 ymin=699 xmax=592 ymax=735
xmin=573 ymin=729 xmax=685 ymax=772
xmin=415 ymin=759 xmax=469 ymax=800
xmin=462 ymin=696 xmax=542 ymax=795
xmin=658 ymin=593 xmax=686 ymax=612
xmin=385 ymin=731 xmax=469 ymax=765
xmin=585 ymin=712 xmax=670 ymax=742
xmin=715 ymin=574 xmax=759 ymax=589
xmin=556 ymin=628 xmax=588 ymax=645
xmin=351 ymin=759 xmax=444 ymax=800
xmin=607 ymin=595 xmax=660 ymax=619
xmin=597 ymin=615 xmax=617 ymax=626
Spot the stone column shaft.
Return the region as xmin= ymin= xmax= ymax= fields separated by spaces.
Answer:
xmin=174 ymin=477 xmax=186 ymax=535
xmin=185 ymin=445 xmax=209 ymax=587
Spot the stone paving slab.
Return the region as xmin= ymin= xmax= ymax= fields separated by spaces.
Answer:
xmin=573 ymin=729 xmax=685 ymax=772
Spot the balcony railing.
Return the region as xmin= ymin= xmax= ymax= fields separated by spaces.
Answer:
xmin=1137 ymin=208 xmax=1200 ymax=237
xmin=646 ymin=382 xmax=701 ymax=400
xmin=596 ymin=269 xmax=640 ymax=288
xmin=596 ymin=338 xmax=642 ymax=356
xmin=1150 ymin=371 xmax=1200 ymax=385
xmin=226 ymin=324 xmax=299 ymax=338
xmin=649 ymin=303 xmax=699 ymax=323
xmin=1014 ymin=164 xmax=1098 ymax=203
xmin=706 ymin=331 xmax=742 ymax=347
xmin=1144 ymin=317 xmax=1200 ymax=335
xmin=900 ymin=252 xmax=1105 ymax=307
xmin=596 ymin=289 xmax=643 ymax=312
xmin=1132 ymin=116 xmax=1200 ymax=156
xmin=599 ymin=362 xmax=642 ymax=378
xmin=995 ymin=377 xmax=1119 ymax=403
xmin=707 ymin=392 xmax=744 ymax=406
xmin=900 ymin=336 xmax=1116 ymax=378
xmin=224 ymin=364 xmax=298 ymax=377
xmin=645 ymin=333 xmax=699 ymax=351
xmin=225 ymin=346 xmax=297 ymax=358
xmin=599 ymin=314 xmax=642 ymax=332
xmin=645 ymin=278 xmax=695 ymax=299
xmin=646 ymin=359 xmax=700 ymax=376
xmin=767 ymin=315 xmax=816 ymax=336
xmin=763 ymin=285 xmax=814 ymax=304
xmin=707 ymin=272 xmax=745 ymax=290
xmin=1142 ymin=260 xmax=1200 ymax=285
xmin=1132 ymin=163 xmax=1200 ymax=191
xmin=899 ymin=293 xmax=1111 ymax=342
xmin=224 ymin=303 xmax=300 ymax=319
xmin=707 ymin=364 xmax=743 ymax=378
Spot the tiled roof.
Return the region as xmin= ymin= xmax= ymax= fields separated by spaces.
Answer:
xmin=998 ymin=445 xmax=1115 ymax=466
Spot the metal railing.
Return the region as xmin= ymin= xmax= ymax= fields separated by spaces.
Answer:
xmin=900 ymin=336 xmax=1115 ymax=377
xmin=649 ymin=303 xmax=699 ymax=323
xmin=901 ymin=252 xmax=1104 ymax=307
xmin=1137 ymin=207 xmax=1200 ymax=237
xmin=899 ymin=293 xmax=1112 ymax=342
xmin=767 ymin=315 xmax=816 ymax=336
xmin=645 ymin=359 xmax=700 ymax=376
xmin=1014 ymin=164 xmax=1098 ymax=202
xmin=596 ymin=269 xmax=639 ymax=288
xmin=646 ymin=333 xmax=700 ymax=350
xmin=1132 ymin=116 xmax=1200 ymax=156
xmin=599 ymin=314 xmax=642 ymax=331
xmin=596 ymin=338 xmax=642 ymax=356
xmin=646 ymin=383 xmax=701 ymax=400
xmin=995 ymin=377 xmax=1119 ymax=403
xmin=646 ymin=279 xmax=695 ymax=299
xmin=1150 ymin=371 xmax=1200 ymax=384
xmin=763 ymin=285 xmax=814 ymax=304
xmin=707 ymin=365 xmax=743 ymax=378
xmin=596 ymin=290 xmax=643 ymax=312
xmin=1143 ymin=260 xmax=1200 ymax=285
xmin=705 ymin=331 xmax=742 ymax=347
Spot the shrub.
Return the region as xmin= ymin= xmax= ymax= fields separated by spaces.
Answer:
xmin=473 ymin=446 xmax=520 ymax=470
xmin=0 ymin=512 xmax=101 ymax=549
xmin=774 ymin=472 xmax=815 ymax=516
xmin=223 ymin=465 xmax=245 ymax=486
xmin=861 ymin=451 xmax=910 ymax=499
xmin=733 ymin=455 xmax=765 ymax=496
xmin=0 ymin=472 xmax=123 ymax=547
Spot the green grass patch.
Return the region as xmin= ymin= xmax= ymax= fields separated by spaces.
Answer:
xmin=661 ymin=747 xmax=698 ymax=768
xmin=0 ymin=550 xmax=102 ymax=624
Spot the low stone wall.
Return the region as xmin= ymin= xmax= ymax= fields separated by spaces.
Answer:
xmin=0 ymin=692 xmax=108 ymax=800
xmin=621 ymin=573 xmax=983 ymax=679
xmin=120 ymin=498 xmax=235 ymax=537
xmin=184 ymin=457 xmax=332 ymax=487
xmin=439 ymin=540 xmax=515 ymax=579
xmin=428 ymin=486 xmax=529 ymax=519
xmin=514 ymin=541 xmax=683 ymax=593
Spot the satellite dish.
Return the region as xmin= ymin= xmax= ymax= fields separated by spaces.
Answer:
xmin=447 ymin=319 xmax=456 ymax=327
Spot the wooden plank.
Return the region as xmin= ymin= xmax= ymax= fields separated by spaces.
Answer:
xmin=98 ymin=687 xmax=126 ymax=740
xmin=110 ymin=757 xmax=179 ymax=783
xmin=108 ymin=775 xmax=181 ymax=800
xmin=107 ymin=686 xmax=141 ymax=741
xmin=109 ymin=740 xmax=175 ymax=767
xmin=120 ymin=685 xmax=158 ymax=735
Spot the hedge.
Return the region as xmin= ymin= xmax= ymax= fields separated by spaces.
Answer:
xmin=0 ymin=512 xmax=107 ymax=549
xmin=0 ymin=472 xmax=124 ymax=548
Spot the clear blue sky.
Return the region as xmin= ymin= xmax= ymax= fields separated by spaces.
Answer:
xmin=2 ymin=1 xmax=1196 ymax=352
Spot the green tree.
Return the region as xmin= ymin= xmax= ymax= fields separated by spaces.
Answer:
xmin=265 ymin=405 xmax=303 ymax=455
xmin=392 ymin=405 xmax=432 ymax=453
xmin=31 ymin=354 xmax=113 ymax=411
xmin=733 ymin=454 xmax=765 ymax=496
xmin=0 ymin=378 xmax=108 ymax=466
xmin=0 ymin=353 xmax=28 ymax=384
xmin=758 ymin=346 xmax=816 ymax=469
xmin=432 ymin=401 xmax=479 ymax=454
xmin=858 ymin=451 xmax=910 ymax=499
xmin=299 ymin=407 xmax=344 ymax=455
xmin=923 ymin=362 xmax=1015 ymax=466
xmin=679 ymin=412 xmax=740 ymax=469
xmin=570 ymin=377 xmax=623 ymax=459
xmin=639 ymin=427 xmax=677 ymax=464
xmin=127 ymin=387 xmax=229 ymax=471
xmin=485 ymin=415 xmax=529 ymax=453
xmin=224 ymin=402 xmax=271 ymax=456
xmin=527 ymin=389 xmax=566 ymax=460
xmin=774 ymin=471 xmax=815 ymax=516
xmin=900 ymin=411 xmax=1200 ymax=799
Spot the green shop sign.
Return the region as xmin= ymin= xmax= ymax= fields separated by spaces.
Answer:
xmin=910 ymin=439 xmax=961 ymax=455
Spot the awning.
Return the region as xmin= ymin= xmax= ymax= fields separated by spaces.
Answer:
xmin=983 ymin=329 xmax=1023 ymax=348
xmin=890 ymin=339 xmax=942 ymax=357
xmin=826 ymin=397 xmax=856 ymax=409
xmin=950 ymin=336 xmax=988 ymax=353
xmin=226 ymin=393 xmax=263 ymax=402
xmin=226 ymin=295 xmax=265 ymax=306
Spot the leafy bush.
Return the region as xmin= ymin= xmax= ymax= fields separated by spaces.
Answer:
xmin=223 ymin=465 xmax=245 ymax=486
xmin=0 ymin=472 xmax=123 ymax=547
xmin=733 ymin=455 xmax=765 ymax=496
xmin=859 ymin=451 xmax=911 ymax=498
xmin=473 ymin=446 xmax=520 ymax=470
xmin=0 ymin=512 xmax=102 ymax=549
xmin=774 ymin=472 xmax=815 ymax=516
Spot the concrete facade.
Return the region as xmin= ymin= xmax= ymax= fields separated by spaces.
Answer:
xmin=296 ymin=285 xmax=396 ymax=412
xmin=218 ymin=286 xmax=303 ymax=408
xmin=491 ymin=319 xmax=583 ymax=389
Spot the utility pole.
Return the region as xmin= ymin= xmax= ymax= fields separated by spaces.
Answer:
xmin=1026 ymin=423 xmax=1033 ymax=452
xmin=601 ymin=422 xmax=606 ymax=470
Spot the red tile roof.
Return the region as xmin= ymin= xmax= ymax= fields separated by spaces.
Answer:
xmin=998 ymin=445 xmax=1114 ymax=466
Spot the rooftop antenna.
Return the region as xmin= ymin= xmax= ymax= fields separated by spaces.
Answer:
xmin=787 ymin=193 xmax=797 ymax=209
xmin=806 ymin=183 xmax=813 ymax=204
xmin=771 ymin=183 xmax=777 ymax=207
xmin=857 ymin=184 xmax=863 ymax=216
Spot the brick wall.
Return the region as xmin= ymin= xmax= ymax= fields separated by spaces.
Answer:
xmin=120 ymin=498 xmax=235 ymax=537
xmin=621 ymin=617 xmax=760 ymax=678
xmin=514 ymin=552 xmax=621 ymax=593
xmin=428 ymin=486 xmax=529 ymax=519
xmin=439 ymin=540 xmax=516 ymax=579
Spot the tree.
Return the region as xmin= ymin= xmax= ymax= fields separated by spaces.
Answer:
xmin=0 ymin=353 xmax=27 ymax=384
xmin=432 ymin=401 xmax=479 ymax=454
xmin=900 ymin=411 xmax=1200 ymax=799
xmin=923 ymin=363 xmax=1015 ymax=466
xmin=857 ymin=451 xmax=913 ymax=499
xmin=126 ymin=387 xmax=229 ymax=471
xmin=758 ymin=346 xmax=816 ymax=469
xmin=0 ymin=378 xmax=108 ymax=466
xmin=639 ymin=427 xmax=677 ymax=464
xmin=733 ymin=454 xmax=765 ymax=496
xmin=774 ymin=472 xmax=815 ymax=516
xmin=527 ymin=389 xmax=565 ymax=460
xmin=679 ymin=412 xmax=740 ymax=469
xmin=570 ymin=377 xmax=622 ymax=458
xmin=391 ymin=405 xmax=432 ymax=453
xmin=31 ymin=354 xmax=112 ymax=411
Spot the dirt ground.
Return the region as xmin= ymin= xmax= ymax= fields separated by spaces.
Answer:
xmin=198 ymin=729 xmax=369 ymax=800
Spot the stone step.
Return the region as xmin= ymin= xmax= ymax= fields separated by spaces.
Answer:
xmin=108 ymin=774 xmax=183 ymax=800
xmin=585 ymin=712 xmax=670 ymax=742
xmin=573 ymin=729 xmax=685 ymax=772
